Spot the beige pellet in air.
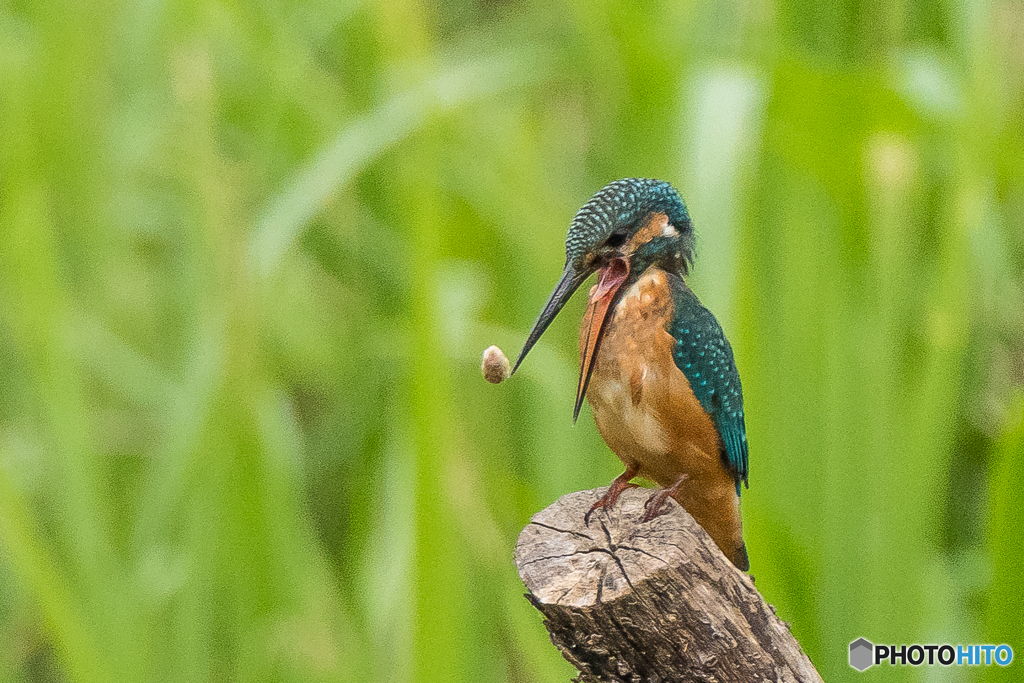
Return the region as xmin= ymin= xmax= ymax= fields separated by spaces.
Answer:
xmin=481 ymin=345 xmax=511 ymax=384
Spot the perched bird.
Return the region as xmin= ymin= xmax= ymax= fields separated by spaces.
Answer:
xmin=512 ymin=178 xmax=750 ymax=570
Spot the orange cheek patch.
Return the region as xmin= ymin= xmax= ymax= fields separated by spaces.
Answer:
xmin=624 ymin=212 xmax=670 ymax=255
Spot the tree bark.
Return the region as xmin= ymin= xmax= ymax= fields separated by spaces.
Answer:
xmin=514 ymin=488 xmax=822 ymax=682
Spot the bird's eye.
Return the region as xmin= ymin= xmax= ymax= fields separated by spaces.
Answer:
xmin=605 ymin=232 xmax=626 ymax=248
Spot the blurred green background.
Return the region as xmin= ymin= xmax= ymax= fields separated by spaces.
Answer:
xmin=1 ymin=0 xmax=1022 ymax=681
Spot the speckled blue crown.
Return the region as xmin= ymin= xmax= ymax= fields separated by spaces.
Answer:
xmin=565 ymin=178 xmax=693 ymax=267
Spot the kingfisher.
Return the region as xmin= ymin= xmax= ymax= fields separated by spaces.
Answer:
xmin=512 ymin=178 xmax=750 ymax=571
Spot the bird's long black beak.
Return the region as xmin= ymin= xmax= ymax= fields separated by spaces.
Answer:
xmin=511 ymin=263 xmax=590 ymax=375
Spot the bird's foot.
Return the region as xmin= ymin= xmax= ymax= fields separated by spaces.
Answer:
xmin=640 ymin=473 xmax=689 ymax=523
xmin=640 ymin=489 xmax=675 ymax=522
xmin=584 ymin=483 xmax=637 ymax=525
xmin=584 ymin=468 xmax=639 ymax=526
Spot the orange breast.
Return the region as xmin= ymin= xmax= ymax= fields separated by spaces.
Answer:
xmin=581 ymin=267 xmax=744 ymax=562
xmin=582 ymin=268 xmax=719 ymax=481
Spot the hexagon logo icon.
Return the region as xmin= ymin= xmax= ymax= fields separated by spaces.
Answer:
xmin=849 ymin=638 xmax=874 ymax=671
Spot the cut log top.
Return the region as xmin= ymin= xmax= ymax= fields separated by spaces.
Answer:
xmin=514 ymin=488 xmax=822 ymax=683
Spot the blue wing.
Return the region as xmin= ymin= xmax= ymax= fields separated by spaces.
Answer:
xmin=667 ymin=277 xmax=749 ymax=494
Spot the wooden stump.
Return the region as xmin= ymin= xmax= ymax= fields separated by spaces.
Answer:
xmin=514 ymin=488 xmax=822 ymax=682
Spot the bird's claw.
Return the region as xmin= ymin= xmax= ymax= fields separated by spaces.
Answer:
xmin=585 ymin=495 xmax=620 ymax=526
xmin=584 ymin=479 xmax=638 ymax=526
xmin=640 ymin=491 xmax=672 ymax=522
xmin=639 ymin=473 xmax=689 ymax=523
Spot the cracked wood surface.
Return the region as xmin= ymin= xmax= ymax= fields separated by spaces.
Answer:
xmin=515 ymin=488 xmax=822 ymax=683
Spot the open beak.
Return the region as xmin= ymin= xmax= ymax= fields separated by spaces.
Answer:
xmin=512 ymin=263 xmax=590 ymax=376
xmin=574 ymin=257 xmax=629 ymax=421
xmin=512 ymin=257 xmax=630 ymax=423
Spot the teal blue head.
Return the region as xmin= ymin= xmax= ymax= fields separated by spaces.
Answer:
xmin=562 ymin=177 xmax=693 ymax=276
xmin=512 ymin=178 xmax=694 ymax=401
